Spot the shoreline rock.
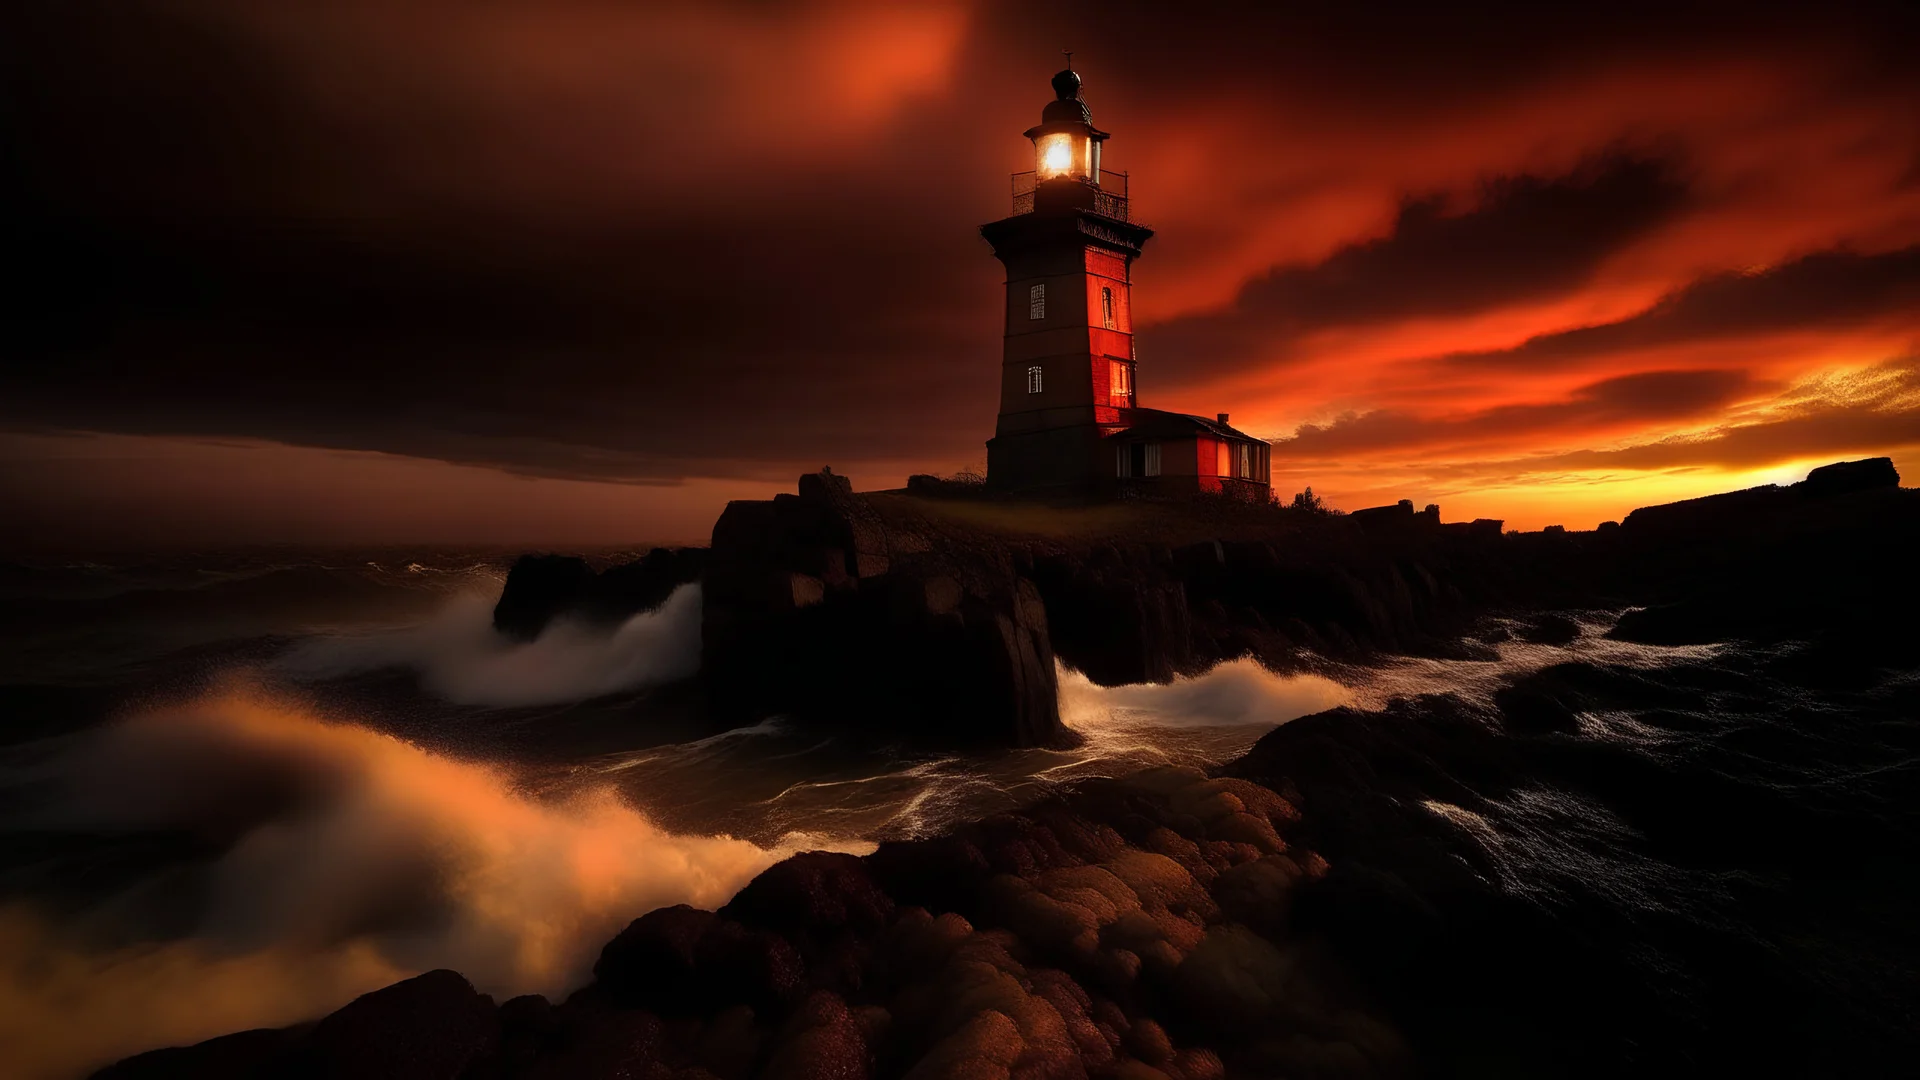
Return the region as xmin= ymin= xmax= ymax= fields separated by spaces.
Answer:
xmin=499 ymin=458 xmax=1907 ymax=748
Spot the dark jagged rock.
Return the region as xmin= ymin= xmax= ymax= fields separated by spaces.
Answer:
xmin=1608 ymin=466 xmax=1918 ymax=647
xmin=301 ymin=969 xmax=500 ymax=1080
xmin=92 ymin=1027 xmax=299 ymax=1080
xmin=496 ymin=995 xmax=559 ymax=1076
xmin=692 ymin=916 xmax=808 ymax=1017
xmin=1029 ymin=549 xmax=1194 ymax=684
xmin=1616 ymin=458 xmax=1896 ymax=544
xmin=1797 ymin=455 xmax=1898 ymax=498
xmin=718 ymin=851 xmax=896 ymax=946
xmin=593 ymin=905 xmax=718 ymax=1011
xmin=493 ymin=547 xmax=707 ymax=640
xmin=101 ymin=971 xmax=501 ymax=1080
xmin=491 ymin=554 xmax=595 ymax=640
xmin=703 ymin=469 xmax=1065 ymax=747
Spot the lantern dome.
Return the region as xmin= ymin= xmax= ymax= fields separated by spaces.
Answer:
xmin=1041 ymin=68 xmax=1093 ymax=125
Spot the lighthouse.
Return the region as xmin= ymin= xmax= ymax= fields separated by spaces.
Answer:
xmin=981 ymin=65 xmax=1272 ymax=498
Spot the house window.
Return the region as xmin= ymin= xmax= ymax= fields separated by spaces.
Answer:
xmin=1144 ymin=443 xmax=1161 ymax=477
xmin=1110 ymin=361 xmax=1131 ymax=403
xmin=1026 ymin=365 xmax=1043 ymax=394
xmin=1115 ymin=444 xmax=1129 ymax=478
xmin=1028 ymin=283 xmax=1046 ymax=320
xmin=1236 ymin=442 xmax=1254 ymax=478
xmin=1101 ymin=286 xmax=1115 ymax=329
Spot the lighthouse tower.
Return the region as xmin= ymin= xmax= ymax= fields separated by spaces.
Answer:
xmin=980 ymin=66 xmax=1272 ymax=498
xmin=981 ymin=65 xmax=1152 ymax=493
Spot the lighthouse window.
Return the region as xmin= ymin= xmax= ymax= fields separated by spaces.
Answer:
xmin=1102 ymin=287 xmax=1115 ymax=329
xmin=1110 ymin=361 xmax=1131 ymax=402
xmin=1027 ymin=365 xmax=1043 ymax=394
xmin=1028 ymin=284 xmax=1046 ymax=320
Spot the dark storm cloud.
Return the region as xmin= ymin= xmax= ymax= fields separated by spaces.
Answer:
xmin=3 ymin=205 xmax=1005 ymax=480
xmin=1278 ymin=368 xmax=1757 ymax=457
xmin=0 ymin=1 xmax=1003 ymax=482
xmin=0 ymin=39 xmax=1002 ymax=478
xmin=998 ymin=1 xmax=1920 ymax=107
xmin=1141 ymin=154 xmax=1692 ymax=380
xmin=1438 ymin=246 xmax=1920 ymax=371
xmin=1 ymin=0 xmax=1917 ymax=496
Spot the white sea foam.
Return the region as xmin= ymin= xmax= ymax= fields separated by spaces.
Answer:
xmin=0 ymin=686 xmax=863 ymax=1079
xmin=1058 ymin=656 xmax=1353 ymax=732
xmin=276 ymin=583 xmax=705 ymax=707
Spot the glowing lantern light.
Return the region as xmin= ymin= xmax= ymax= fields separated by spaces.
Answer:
xmin=1037 ymin=133 xmax=1078 ymax=179
xmin=1025 ymin=65 xmax=1106 ymax=186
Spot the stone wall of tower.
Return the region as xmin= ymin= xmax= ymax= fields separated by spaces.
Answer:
xmin=980 ymin=180 xmax=1153 ymax=493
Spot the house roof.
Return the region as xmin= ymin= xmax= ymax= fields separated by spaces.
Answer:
xmin=1107 ymin=408 xmax=1265 ymax=444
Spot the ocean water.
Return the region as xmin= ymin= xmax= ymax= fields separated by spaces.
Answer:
xmin=0 ymin=551 xmax=1912 ymax=1076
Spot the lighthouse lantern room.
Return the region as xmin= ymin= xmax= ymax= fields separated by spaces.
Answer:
xmin=1027 ymin=67 xmax=1104 ymax=182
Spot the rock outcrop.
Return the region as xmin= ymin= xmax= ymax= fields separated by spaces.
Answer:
xmin=698 ymin=469 xmax=1549 ymax=745
xmin=96 ymin=970 xmax=500 ymax=1080
xmin=703 ymin=468 xmax=1064 ymax=748
xmin=493 ymin=547 xmax=707 ymax=640
xmin=489 ymin=457 xmax=1910 ymax=748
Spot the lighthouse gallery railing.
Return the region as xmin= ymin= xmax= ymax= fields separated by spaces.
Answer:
xmin=1010 ymin=170 xmax=1130 ymax=221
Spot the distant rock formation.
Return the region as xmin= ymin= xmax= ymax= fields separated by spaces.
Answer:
xmin=492 ymin=547 xmax=707 ymax=640
xmin=1620 ymin=456 xmax=1899 ymax=538
xmin=1606 ymin=456 xmax=1912 ymax=649
xmin=1798 ymin=456 xmax=1900 ymax=498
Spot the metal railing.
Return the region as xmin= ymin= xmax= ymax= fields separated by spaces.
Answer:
xmin=1009 ymin=169 xmax=1130 ymax=221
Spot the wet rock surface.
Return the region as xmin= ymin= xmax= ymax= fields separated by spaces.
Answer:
xmin=100 ymin=766 xmax=1404 ymax=1080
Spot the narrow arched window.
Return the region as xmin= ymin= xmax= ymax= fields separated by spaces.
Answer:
xmin=1101 ymin=286 xmax=1115 ymax=329
xmin=1027 ymin=365 xmax=1043 ymax=394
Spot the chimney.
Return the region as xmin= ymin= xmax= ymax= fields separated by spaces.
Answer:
xmin=1216 ymin=412 xmax=1229 ymax=425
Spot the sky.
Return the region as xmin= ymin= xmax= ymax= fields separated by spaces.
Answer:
xmin=3 ymin=0 xmax=1918 ymax=547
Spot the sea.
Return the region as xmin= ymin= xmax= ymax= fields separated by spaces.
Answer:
xmin=0 ymin=549 xmax=1913 ymax=1077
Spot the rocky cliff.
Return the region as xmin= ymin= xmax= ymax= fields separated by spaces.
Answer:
xmin=701 ymin=468 xmax=1063 ymax=748
xmin=488 ymin=458 xmax=1911 ymax=749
